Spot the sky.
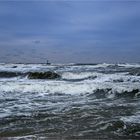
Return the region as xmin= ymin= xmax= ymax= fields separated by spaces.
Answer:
xmin=0 ymin=0 xmax=140 ymax=63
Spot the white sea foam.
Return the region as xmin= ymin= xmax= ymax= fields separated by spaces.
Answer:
xmin=118 ymin=63 xmax=140 ymax=68
xmin=0 ymin=63 xmax=140 ymax=96
xmin=0 ymin=75 xmax=140 ymax=95
xmin=121 ymin=113 xmax=140 ymax=124
xmin=0 ymin=63 xmax=117 ymax=73
xmin=0 ymin=63 xmax=56 ymax=72
xmin=1 ymin=63 xmax=140 ymax=138
xmin=62 ymin=72 xmax=101 ymax=80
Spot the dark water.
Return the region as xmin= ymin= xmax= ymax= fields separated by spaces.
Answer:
xmin=0 ymin=63 xmax=140 ymax=139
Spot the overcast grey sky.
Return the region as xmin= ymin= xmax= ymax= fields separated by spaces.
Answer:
xmin=0 ymin=1 xmax=140 ymax=63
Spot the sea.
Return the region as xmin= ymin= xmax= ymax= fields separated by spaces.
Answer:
xmin=0 ymin=63 xmax=140 ymax=139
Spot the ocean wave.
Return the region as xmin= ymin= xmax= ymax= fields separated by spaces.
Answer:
xmin=1 ymin=63 xmax=140 ymax=139
xmin=0 ymin=71 xmax=25 ymax=78
xmin=128 ymin=68 xmax=140 ymax=76
xmin=0 ymin=71 xmax=61 ymax=79
xmin=62 ymin=72 xmax=99 ymax=80
xmin=121 ymin=114 xmax=140 ymax=124
xmin=0 ymin=79 xmax=140 ymax=98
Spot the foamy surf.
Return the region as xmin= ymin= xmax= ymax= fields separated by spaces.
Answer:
xmin=0 ymin=63 xmax=140 ymax=139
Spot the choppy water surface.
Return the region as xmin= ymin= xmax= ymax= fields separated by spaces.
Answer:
xmin=0 ymin=63 xmax=140 ymax=139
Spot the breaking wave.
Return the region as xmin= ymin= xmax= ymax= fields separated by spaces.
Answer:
xmin=0 ymin=71 xmax=24 ymax=78
xmin=0 ymin=63 xmax=140 ymax=139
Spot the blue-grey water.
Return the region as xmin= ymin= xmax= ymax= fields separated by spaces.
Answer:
xmin=0 ymin=63 xmax=140 ymax=139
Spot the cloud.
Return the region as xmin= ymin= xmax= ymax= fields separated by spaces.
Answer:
xmin=0 ymin=1 xmax=140 ymax=63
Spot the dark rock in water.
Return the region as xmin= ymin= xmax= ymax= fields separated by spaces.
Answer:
xmin=12 ymin=66 xmax=17 ymax=68
xmin=28 ymin=71 xmax=61 ymax=79
xmin=0 ymin=71 xmax=22 ymax=78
